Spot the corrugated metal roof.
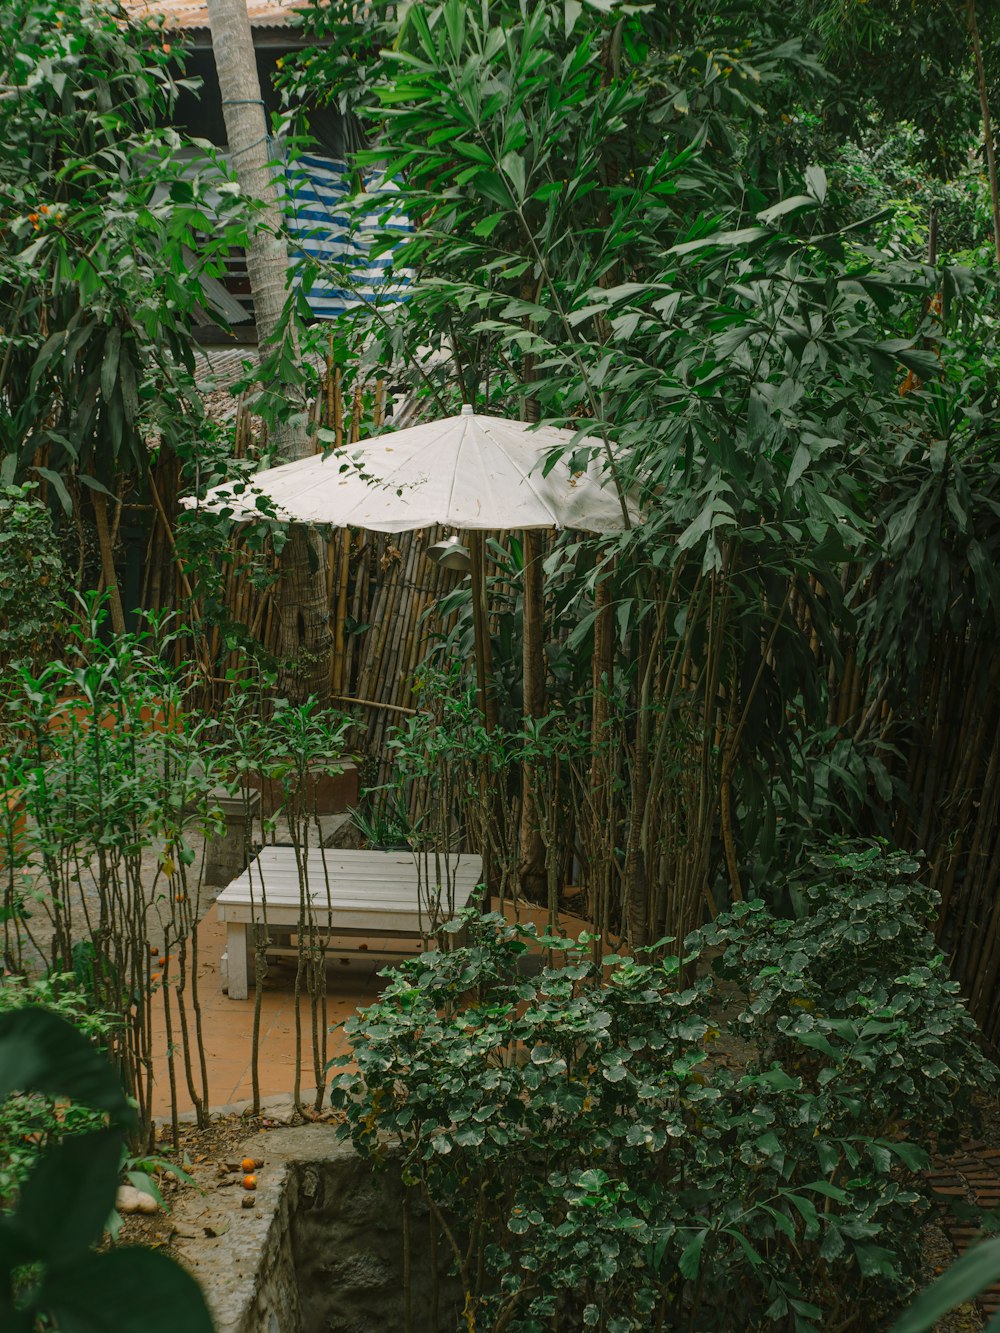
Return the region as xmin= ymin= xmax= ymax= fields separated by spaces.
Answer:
xmin=122 ymin=0 xmax=312 ymax=30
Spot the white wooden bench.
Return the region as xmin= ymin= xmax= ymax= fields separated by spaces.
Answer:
xmin=216 ymin=846 xmax=484 ymax=999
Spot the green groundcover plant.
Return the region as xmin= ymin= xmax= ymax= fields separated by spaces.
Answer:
xmin=330 ymin=840 xmax=995 ymax=1332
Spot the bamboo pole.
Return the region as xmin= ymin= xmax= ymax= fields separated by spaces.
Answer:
xmin=966 ymin=0 xmax=1000 ymax=271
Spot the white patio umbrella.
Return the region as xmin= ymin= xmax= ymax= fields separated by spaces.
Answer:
xmin=183 ymin=404 xmax=636 ymax=720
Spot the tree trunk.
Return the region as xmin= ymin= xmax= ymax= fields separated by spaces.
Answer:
xmin=206 ymin=0 xmax=330 ymax=702
xmin=92 ymin=489 xmax=126 ymax=635
xmin=588 ymin=567 xmax=614 ymax=942
xmin=625 ymin=618 xmax=652 ymax=950
xmin=275 ymin=526 xmax=333 ymax=702
xmin=205 ymin=0 xmax=291 ymax=352
xmin=967 ymin=0 xmax=1000 ymax=271
xmin=517 ymin=349 xmax=547 ymax=901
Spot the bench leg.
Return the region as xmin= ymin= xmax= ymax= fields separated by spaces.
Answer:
xmin=226 ymin=922 xmax=250 ymax=1000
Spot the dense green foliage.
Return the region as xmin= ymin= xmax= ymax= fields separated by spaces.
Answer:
xmin=693 ymin=843 xmax=993 ymax=1152
xmin=0 ymin=607 xmax=355 ymax=1133
xmin=808 ymin=0 xmax=999 ymax=183
xmin=331 ymin=843 xmax=995 ymax=1332
xmin=1 ymin=3 xmax=999 ymax=1326
xmin=282 ymin=0 xmax=1000 ymax=966
xmin=0 ymin=0 xmax=245 ymax=493
xmin=0 ymin=485 xmax=67 ymax=671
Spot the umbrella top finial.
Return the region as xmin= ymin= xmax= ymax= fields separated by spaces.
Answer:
xmin=460 ymin=403 xmax=475 ymax=416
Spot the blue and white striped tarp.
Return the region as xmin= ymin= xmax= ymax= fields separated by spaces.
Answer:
xmin=284 ymin=153 xmax=412 ymax=320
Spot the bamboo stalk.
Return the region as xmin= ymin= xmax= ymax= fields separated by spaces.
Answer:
xmin=966 ymin=0 xmax=1000 ymax=270
xmin=93 ymin=488 xmax=126 ymax=634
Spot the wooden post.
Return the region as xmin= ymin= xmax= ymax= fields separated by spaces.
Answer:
xmin=469 ymin=529 xmax=498 ymax=912
xmin=518 ymin=527 xmax=547 ymax=901
xmin=468 ymin=530 xmax=496 ymax=733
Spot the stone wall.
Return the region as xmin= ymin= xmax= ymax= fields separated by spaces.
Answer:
xmin=173 ymin=1126 xmax=461 ymax=1333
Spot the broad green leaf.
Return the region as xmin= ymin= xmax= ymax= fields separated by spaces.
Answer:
xmin=678 ymin=1228 xmax=708 ymax=1280
xmin=31 ymin=465 xmax=73 ymax=514
xmin=805 ymin=165 xmax=828 ymax=203
xmin=670 ymin=227 xmax=770 ymax=256
xmin=890 ymin=1238 xmax=1000 ymax=1333
xmin=0 ymin=1010 xmax=131 ymax=1121
xmin=757 ymin=194 xmax=816 ymax=225
xmin=39 ymin=1248 xmax=215 ymax=1333
xmin=15 ymin=1129 xmax=124 ymax=1264
xmin=100 ymin=325 xmax=121 ymax=403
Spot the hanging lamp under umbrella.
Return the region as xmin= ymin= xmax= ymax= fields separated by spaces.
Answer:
xmin=183 ymin=405 xmax=636 ymax=721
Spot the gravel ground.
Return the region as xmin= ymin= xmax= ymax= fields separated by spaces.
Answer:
xmin=923 ymin=1219 xmax=984 ymax=1332
xmin=113 ymin=1105 xmax=338 ymax=1258
xmin=10 ymin=824 xmax=223 ymax=974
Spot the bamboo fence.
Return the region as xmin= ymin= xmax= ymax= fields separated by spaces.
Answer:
xmin=121 ymin=372 xmax=1000 ymax=1049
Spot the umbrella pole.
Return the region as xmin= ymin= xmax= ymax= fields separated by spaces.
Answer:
xmin=468 ymin=530 xmax=497 ymax=915
xmin=468 ymin=531 xmax=495 ymax=734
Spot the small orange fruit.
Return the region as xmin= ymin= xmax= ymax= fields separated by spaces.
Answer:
xmin=151 ymin=972 xmax=161 ymax=983
xmin=241 ymin=1157 xmax=256 ymax=1173
xmin=242 ymin=1174 xmax=257 ymax=1191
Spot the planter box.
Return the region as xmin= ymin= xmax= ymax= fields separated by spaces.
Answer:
xmin=245 ymin=761 xmax=359 ymax=817
xmin=46 ymin=694 xmax=180 ymax=737
xmin=204 ymin=786 xmax=262 ymax=888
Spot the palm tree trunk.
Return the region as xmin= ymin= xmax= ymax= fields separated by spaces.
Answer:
xmin=275 ymin=525 xmax=333 ymax=702
xmin=205 ymin=0 xmax=291 ymax=351
xmin=206 ymin=0 xmax=330 ymax=702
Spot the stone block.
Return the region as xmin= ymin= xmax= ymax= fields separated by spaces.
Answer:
xmin=204 ymin=785 xmax=261 ymax=887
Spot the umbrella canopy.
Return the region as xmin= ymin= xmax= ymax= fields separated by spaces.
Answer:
xmin=183 ymin=405 xmax=635 ymax=533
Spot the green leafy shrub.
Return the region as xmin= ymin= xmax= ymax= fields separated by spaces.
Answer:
xmin=0 ymin=485 xmax=65 ymax=673
xmin=0 ymin=974 xmax=117 ymax=1210
xmin=2 ymin=604 xmax=232 ymax=1135
xmin=331 ymin=844 xmax=995 ymax=1331
xmin=693 ymin=841 xmax=993 ymax=1151
xmin=349 ymin=789 xmax=413 ymax=850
